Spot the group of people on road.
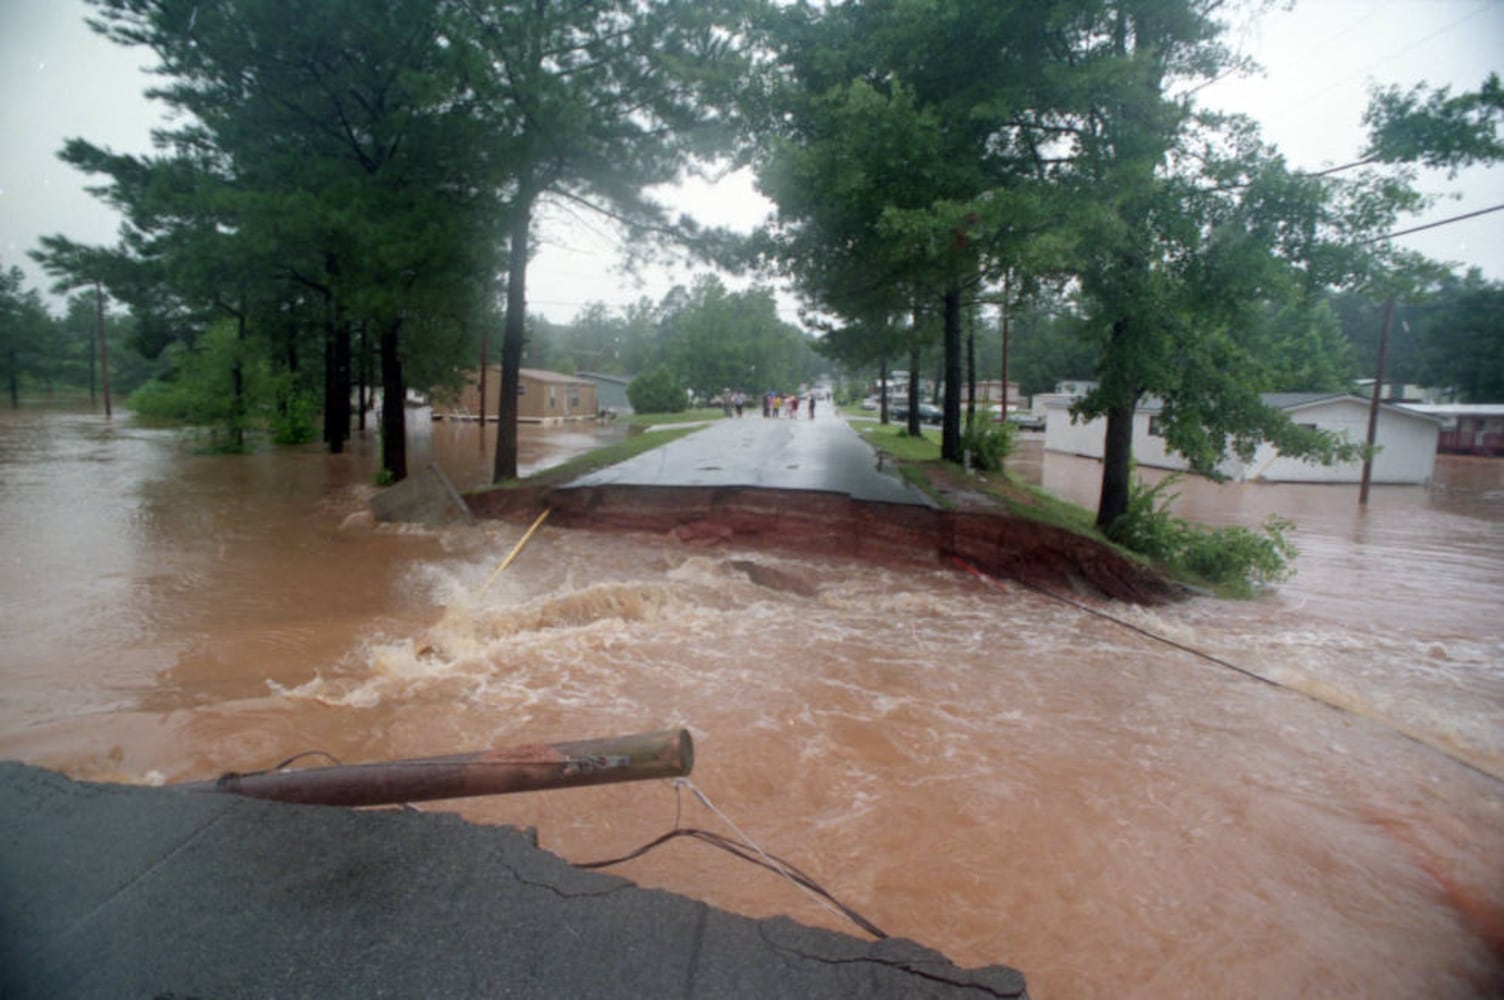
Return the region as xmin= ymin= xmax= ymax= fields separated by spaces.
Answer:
xmin=721 ymin=387 xmax=823 ymax=419
xmin=761 ymin=390 xmax=817 ymax=420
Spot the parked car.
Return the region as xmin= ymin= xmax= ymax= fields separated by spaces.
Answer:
xmin=891 ymin=401 xmax=943 ymax=424
xmin=1003 ymin=411 xmax=1046 ymax=431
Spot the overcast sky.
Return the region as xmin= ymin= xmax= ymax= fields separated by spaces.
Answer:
xmin=1 ymin=0 xmax=1500 ymax=324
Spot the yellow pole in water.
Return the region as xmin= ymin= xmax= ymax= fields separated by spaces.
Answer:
xmin=478 ymin=507 xmax=551 ymax=595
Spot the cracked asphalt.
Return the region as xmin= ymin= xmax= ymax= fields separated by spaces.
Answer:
xmin=1 ymin=763 xmax=1028 ymax=998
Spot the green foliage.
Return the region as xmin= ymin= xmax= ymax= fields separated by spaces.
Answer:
xmin=1364 ymin=73 xmax=1504 ymax=176
xmin=960 ymin=420 xmax=1015 ymax=473
xmin=658 ymin=275 xmax=820 ymax=397
xmin=626 ymin=366 xmax=689 ymax=414
xmin=1003 ymin=297 xmax=1101 ymax=398
xmin=1106 ymin=474 xmax=1298 ymax=597
xmin=126 ymin=321 xmax=268 ymax=450
xmin=1244 ymin=300 xmax=1357 ymax=393
xmin=0 ymin=263 xmax=54 ymax=404
xmin=1414 ymin=270 xmax=1504 ymax=402
xmin=270 ymin=375 xmax=318 ymax=445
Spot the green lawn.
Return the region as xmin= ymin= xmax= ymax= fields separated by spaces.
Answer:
xmin=469 ymin=422 xmax=704 ymax=493
xmin=626 ymin=408 xmax=726 ymax=428
xmin=856 ymin=420 xmax=1101 ymax=536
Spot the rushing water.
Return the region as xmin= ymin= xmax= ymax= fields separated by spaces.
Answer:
xmin=2 ymin=407 xmax=1501 ymax=999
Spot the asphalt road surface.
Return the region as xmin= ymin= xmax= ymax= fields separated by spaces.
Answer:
xmin=568 ymin=409 xmax=935 ymax=507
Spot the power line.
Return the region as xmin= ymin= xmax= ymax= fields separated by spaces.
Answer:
xmin=1270 ymin=0 xmax=1497 ymax=119
xmin=1365 ymin=201 xmax=1504 ymax=243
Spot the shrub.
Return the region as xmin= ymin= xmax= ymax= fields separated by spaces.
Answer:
xmin=626 ymin=365 xmax=688 ymax=414
xmin=270 ymin=375 xmax=318 ymax=445
xmin=127 ymin=321 xmax=268 ymax=451
xmin=960 ymin=420 xmax=1015 ymax=472
xmin=1107 ymin=473 xmax=1297 ymax=596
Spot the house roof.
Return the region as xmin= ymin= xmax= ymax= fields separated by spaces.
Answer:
xmin=1400 ymin=403 xmax=1504 ymax=418
xmin=519 ymin=368 xmax=595 ymax=386
xmin=1261 ymin=392 xmax=1349 ymax=410
xmin=1264 ymin=392 xmax=1442 ymax=424
xmin=575 ymin=371 xmax=635 ymax=386
xmin=1042 ymin=392 xmax=1440 ymax=424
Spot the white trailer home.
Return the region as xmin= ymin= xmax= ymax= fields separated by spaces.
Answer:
xmin=1043 ymin=392 xmax=1442 ymax=484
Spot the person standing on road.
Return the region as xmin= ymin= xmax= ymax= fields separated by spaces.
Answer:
xmin=789 ymin=394 xmax=800 ymax=418
xmin=808 ymin=394 xmax=816 ymax=419
xmin=734 ymin=391 xmax=745 ymax=418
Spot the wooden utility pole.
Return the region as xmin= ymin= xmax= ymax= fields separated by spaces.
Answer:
xmin=478 ymin=330 xmax=488 ymax=427
xmin=1000 ymin=272 xmax=1011 ymax=417
xmin=1359 ymin=297 xmax=1395 ymax=506
xmin=95 ymin=280 xmax=112 ymax=418
xmin=176 ymin=729 xmax=693 ymax=808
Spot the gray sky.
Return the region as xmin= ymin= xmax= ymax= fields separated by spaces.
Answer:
xmin=1 ymin=0 xmax=1500 ymax=323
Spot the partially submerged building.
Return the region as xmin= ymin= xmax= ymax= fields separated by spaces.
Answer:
xmin=433 ymin=367 xmax=600 ymax=424
xmin=576 ymin=371 xmax=635 ymax=415
xmin=1399 ymin=404 xmax=1504 ymax=457
xmin=1043 ymin=392 xmax=1443 ymax=484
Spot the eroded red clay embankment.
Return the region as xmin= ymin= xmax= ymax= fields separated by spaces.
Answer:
xmin=467 ymin=484 xmax=1182 ymax=605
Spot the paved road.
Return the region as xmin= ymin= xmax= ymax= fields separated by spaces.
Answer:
xmin=0 ymin=763 xmax=1027 ymax=998
xmin=568 ymin=408 xmax=936 ymax=506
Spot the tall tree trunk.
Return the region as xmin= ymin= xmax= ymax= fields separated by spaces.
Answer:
xmin=478 ymin=327 xmax=488 ymax=426
xmin=878 ymin=354 xmax=889 ymax=425
xmin=493 ymin=185 xmax=534 ymax=483
xmin=941 ymin=281 xmax=962 ymax=462
xmin=965 ymin=300 xmax=976 ymax=433
xmin=320 ymin=280 xmax=343 ymax=452
xmin=321 ymin=256 xmax=352 ymax=453
xmin=906 ymin=307 xmax=921 ymax=438
xmin=1000 ymin=272 xmax=1011 ymax=417
xmin=1096 ymin=397 xmax=1138 ymax=531
xmin=95 ymin=281 xmax=111 ymax=419
xmin=231 ymin=305 xmax=246 ymax=451
xmin=7 ymin=348 xmax=18 ymax=407
xmin=322 ymin=329 xmax=336 ymax=449
xmin=380 ymin=316 xmax=407 ymax=482
xmin=333 ymin=320 xmax=352 ymax=448
xmin=357 ymin=320 xmax=370 ymax=432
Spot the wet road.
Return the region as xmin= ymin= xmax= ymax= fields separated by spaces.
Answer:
xmin=566 ymin=411 xmax=935 ymax=506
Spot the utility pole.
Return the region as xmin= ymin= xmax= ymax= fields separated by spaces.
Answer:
xmin=1359 ymin=297 xmax=1394 ymax=506
xmin=478 ymin=329 xmax=488 ymax=429
xmin=1000 ymin=271 xmax=1011 ymax=418
xmin=95 ymin=280 xmax=111 ymax=419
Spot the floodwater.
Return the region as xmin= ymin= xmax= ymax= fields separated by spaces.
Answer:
xmin=2 ymin=408 xmax=1501 ymax=999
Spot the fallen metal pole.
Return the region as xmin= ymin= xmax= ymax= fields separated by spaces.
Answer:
xmin=175 ymin=729 xmax=693 ymax=808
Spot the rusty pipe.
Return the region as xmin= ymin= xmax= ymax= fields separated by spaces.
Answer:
xmin=174 ymin=728 xmax=693 ymax=808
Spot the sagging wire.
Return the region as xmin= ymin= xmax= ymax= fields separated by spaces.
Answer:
xmin=950 ymin=556 xmax=1502 ymax=784
xmin=574 ymin=777 xmax=889 ymax=941
xmin=211 ymin=749 xmax=343 ymax=787
xmin=949 ymin=556 xmax=1282 ymax=692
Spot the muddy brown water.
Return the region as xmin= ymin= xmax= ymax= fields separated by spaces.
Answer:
xmin=2 ymin=408 xmax=1501 ymax=998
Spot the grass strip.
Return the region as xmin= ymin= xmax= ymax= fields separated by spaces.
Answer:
xmin=468 ymin=423 xmax=704 ymax=494
xmin=626 ymin=408 xmax=726 ymax=428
